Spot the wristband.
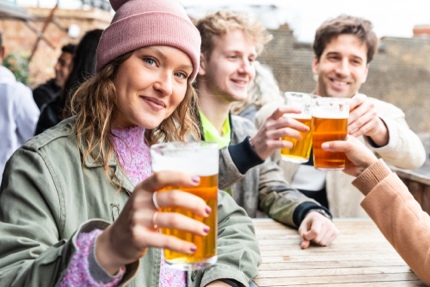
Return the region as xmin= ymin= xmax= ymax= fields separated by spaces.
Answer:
xmin=306 ymin=208 xmax=332 ymax=220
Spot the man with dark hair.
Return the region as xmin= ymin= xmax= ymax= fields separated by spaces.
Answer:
xmin=256 ymin=15 xmax=426 ymax=217
xmin=0 ymin=31 xmax=39 ymax=177
xmin=32 ymin=43 xmax=76 ymax=110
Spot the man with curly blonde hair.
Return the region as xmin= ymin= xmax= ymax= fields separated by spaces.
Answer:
xmin=195 ymin=11 xmax=339 ymax=260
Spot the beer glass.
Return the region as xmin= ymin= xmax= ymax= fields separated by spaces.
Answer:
xmin=312 ymin=97 xmax=350 ymax=170
xmin=150 ymin=141 xmax=218 ymax=271
xmin=280 ymin=92 xmax=314 ymax=163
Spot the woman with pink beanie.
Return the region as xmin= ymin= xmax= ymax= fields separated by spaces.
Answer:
xmin=0 ymin=0 xmax=260 ymax=286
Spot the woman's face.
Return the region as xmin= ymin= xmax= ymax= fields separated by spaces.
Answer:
xmin=112 ymin=46 xmax=193 ymax=129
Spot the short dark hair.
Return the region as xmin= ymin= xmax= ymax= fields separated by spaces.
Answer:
xmin=313 ymin=15 xmax=379 ymax=63
xmin=61 ymin=43 xmax=76 ymax=55
xmin=0 ymin=31 xmax=3 ymax=48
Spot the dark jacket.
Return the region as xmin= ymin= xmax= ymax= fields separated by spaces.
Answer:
xmin=34 ymin=96 xmax=62 ymax=135
xmin=32 ymin=78 xmax=60 ymax=110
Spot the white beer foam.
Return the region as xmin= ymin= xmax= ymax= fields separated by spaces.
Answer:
xmin=313 ymin=108 xmax=349 ymax=119
xmin=151 ymin=142 xmax=218 ymax=175
xmin=283 ymin=113 xmax=312 ymax=119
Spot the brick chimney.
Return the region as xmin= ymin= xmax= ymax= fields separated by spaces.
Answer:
xmin=413 ymin=25 xmax=430 ymax=38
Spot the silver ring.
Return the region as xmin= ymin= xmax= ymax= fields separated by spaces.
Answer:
xmin=152 ymin=192 xmax=160 ymax=209
xmin=152 ymin=211 xmax=159 ymax=229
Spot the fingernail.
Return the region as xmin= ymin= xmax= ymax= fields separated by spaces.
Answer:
xmin=191 ymin=176 xmax=200 ymax=183
xmin=203 ymin=226 xmax=210 ymax=233
xmin=205 ymin=206 xmax=211 ymax=215
xmin=190 ymin=246 xmax=197 ymax=252
xmin=321 ymin=143 xmax=329 ymax=149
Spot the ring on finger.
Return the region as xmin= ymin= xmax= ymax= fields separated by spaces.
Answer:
xmin=152 ymin=191 xmax=160 ymax=210
xmin=152 ymin=211 xmax=159 ymax=230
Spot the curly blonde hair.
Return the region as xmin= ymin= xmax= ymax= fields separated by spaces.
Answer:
xmin=71 ymin=50 xmax=200 ymax=186
xmin=195 ymin=10 xmax=272 ymax=59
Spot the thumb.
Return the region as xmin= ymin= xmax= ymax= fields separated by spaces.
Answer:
xmin=299 ymin=227 xmax=317 ymax=249
xmin=300 ymin=237 xmax=310 ymax=249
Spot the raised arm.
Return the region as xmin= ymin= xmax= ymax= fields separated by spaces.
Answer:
xmin=323 ymin=136 xmax=430 ymax=285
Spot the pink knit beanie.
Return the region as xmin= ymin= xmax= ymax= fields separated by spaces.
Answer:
xmin=96 ymin=0 xmax=201 ymax=81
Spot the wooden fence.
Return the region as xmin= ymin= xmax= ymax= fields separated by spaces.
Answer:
xmin=392 ymin=167 xmax=430 ymax=214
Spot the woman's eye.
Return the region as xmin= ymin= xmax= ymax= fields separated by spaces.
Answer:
xmin=143 ymin=57 xmax=156 ymax=65
xmin=175 ymin=72 xmax=188 ymax=79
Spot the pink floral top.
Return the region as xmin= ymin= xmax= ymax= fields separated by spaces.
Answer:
xmin=59 ymin=126 xmax=186 ymax=287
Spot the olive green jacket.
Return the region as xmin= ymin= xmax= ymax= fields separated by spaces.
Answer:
xmin=0 ymin=118 xmax=260 ymax=286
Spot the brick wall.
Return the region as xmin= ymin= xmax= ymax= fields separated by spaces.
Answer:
xmin=0 ymin=7 xmax=111 ymax=88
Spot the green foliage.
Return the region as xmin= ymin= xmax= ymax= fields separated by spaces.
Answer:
xmin=3 ymin=53 xmax=29 ymax=85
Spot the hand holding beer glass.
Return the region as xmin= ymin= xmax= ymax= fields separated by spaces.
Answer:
xmin=150 ymin=142 xmax=218 ymax=270
xmin=312 ymin=97 xmax=350 ymax=170
xmin=280 ymin=92 xmax=314 ymax=163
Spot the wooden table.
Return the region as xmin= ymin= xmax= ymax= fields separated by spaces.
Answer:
xmin=252 ymin=218 xmax=426 ymax=287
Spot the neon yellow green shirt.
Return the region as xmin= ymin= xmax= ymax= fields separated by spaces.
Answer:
xmin=199 ymin=111 xmax=231 ymax=148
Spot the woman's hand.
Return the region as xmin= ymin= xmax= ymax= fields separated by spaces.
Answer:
xmin=95 ymin=171 xmax=211 ymax=274
xmin=321 ymin=135 xmax=378 ymax=177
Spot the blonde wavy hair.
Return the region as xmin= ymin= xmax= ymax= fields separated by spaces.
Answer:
xmin=71 ymin=50 xmax=200 ymax=186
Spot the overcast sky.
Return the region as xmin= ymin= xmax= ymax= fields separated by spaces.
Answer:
xmin=16 ymin=0 xmax=430 ymax=43
xmin=181 ymin=0 xmax=430 ymax=42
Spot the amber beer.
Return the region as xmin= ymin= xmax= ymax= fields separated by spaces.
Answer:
xmin=280 ymin=115 xmax=312 ymax=162
xmin=281 ymin=92 xmax=314 ymax=163
xmin=160 ymin=174 xmax=217 ymax=267
xmin=312 ymin=98 xmax=350 ymax=170
xmin=150 ymin=142 xmax=218 ymax=271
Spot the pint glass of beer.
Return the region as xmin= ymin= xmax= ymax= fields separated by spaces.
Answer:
xmin=280 ymin=92 xmax=314 ymax=163
xmin=150 ymin=141 xmax=218 ymax=271
xmin=312 ymin=97 xmax=350 ymax=170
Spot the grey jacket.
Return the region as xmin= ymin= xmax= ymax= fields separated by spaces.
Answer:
xmin=0 ymin=118 xmax=261 ymax=286
xmin=213 ymin=114 xmax=328 ymax=227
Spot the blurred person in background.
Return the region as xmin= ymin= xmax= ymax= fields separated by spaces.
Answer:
xmin=0 ymin=31 xmax=39 ymax=178
xmin=32 ymin=43 xmax=76 ymax=110
xmin=35 ymin=29 xmax=103 ymax=135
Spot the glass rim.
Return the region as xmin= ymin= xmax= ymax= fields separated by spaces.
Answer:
xmin=150 ymin=141 xmax=218 ymax=151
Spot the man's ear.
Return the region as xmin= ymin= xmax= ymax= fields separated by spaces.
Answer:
xmin=311 ymin=55 xmax=319 ymax=75
xmin=198 ymin=52 xmax=206 ymax=76
xmin=361 ymin=64 xmax=370 ymax=84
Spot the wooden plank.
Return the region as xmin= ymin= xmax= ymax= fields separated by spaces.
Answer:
xmin=260 ymin=253 xmax=403 ymax=263
xmin=258 ymin=241 xmax=395 ymax=251
xmin=255 ymin=281 xmax=426 ymax=287
xmin=254 ymin=273 xmax=420 ymax=286
xmin=257 ymin=259 xmax=409 ymax=271
xmin=257 ymin=266 xmax=412 ymax=278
